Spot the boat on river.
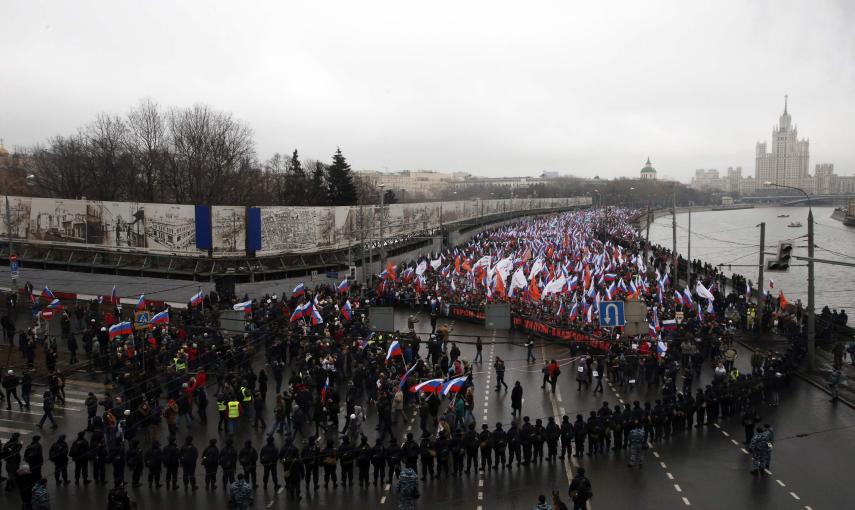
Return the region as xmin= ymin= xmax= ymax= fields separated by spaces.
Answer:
xmin=788 ymin=222 xmax=802 ymax=228
xmin=777 ymin=214 xmax=789 ymax=218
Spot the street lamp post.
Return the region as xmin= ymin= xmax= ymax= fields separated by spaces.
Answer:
xmin=765 ymin=181 xmax=815 ymax=370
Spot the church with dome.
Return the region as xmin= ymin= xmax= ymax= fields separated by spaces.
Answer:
xmin=640 ymin=157 xmax=657 ymax=180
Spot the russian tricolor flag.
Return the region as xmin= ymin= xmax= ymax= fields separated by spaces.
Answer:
xmin=337 ymin=279 xmax=350 ymax=294
xmin=289 ymin=307 xmax=303 ymax=322
xmin=399 ymin=363 xmax=419 ymax=389
xmin=134 ymin=294 xmax=146 ymax=311
xmin=111 ymin=285 xmax=118 ymax=302
xmin=46 ymin=298 xmax=62 ymax=310
xmin=233 ymin=300 xmax=253 ymax=313
xmin=320 ymin=376 xmax=330 ymax=402
xmin=190 ymin=290 xmax=204 ymax=307
xmin=441 ymin=375 xmax=468 ymax=396
xmin=310 ymin=306 xmax=324 ymax=325
xmin=109 ymin=321 xmax=133 ymax=340
xmin=341 ymin=300 xmax=353 ymax=321
xmin=292 ymin=282 xmax=305 ymax=298
xmin=674 ymin=292 xmax=684 ymax=306
xmin=386 ymin=340 xmax=403 ymax=361
xmin=43 ymin=286 xmax=55 ymax=300
xmin=662 ymin=319 xmax=678 ymax=331
xmin=410 ymin=378 xmax=445 ymax=394
xmin=151 ymin=310 xmax=170 ymax=326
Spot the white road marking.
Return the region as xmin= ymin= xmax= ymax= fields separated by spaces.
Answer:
xmin=479 ymin=479 xmax=484 ymax=487
xmin=721 ymin=431 xmax=729 ymax=437
xmin=653 ymin=452 xmax=660 ymax=458
xmin=713 ymin=423 xmax=720 ymax=429
xmin=776 ymin=480 xmax=786 ymax=487
xmin=478 ymin=491 xmax=483 ymax=500
xmin=682 ymin=497 xmax=691 ymax=506
xmin=740 ymin=448 xmax=749 ymax=454
xmin=764 ymin=469 xmax=773 ymax=475
xmin=730 ymin=439 xmax=739 ymax=445
xmin=674 ymin=484 xmax=682 ymax=492
xmin=660 ymin=461 xmax=667 ymax=469
xmin=790 ymin=492 xmax=800 ymax=501
xmin=380 ymin=496 xmax=387 ymax=504
xmin=666 ymin=472 xmax=674 ymax=480
xmin=385 ymin=483 xmax=391 ymax=491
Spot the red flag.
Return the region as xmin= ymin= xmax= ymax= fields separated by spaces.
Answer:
xmin=529 ymin=277 xmax=541 ymax=301
xmin=495 ymin=274 xmax=506 ymax=298
xmin=778 ymin=291 xmax=789 ymax=309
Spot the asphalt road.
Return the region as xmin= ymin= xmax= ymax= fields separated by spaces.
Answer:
xmin=1 ymin=308 xmax=852 ymax=510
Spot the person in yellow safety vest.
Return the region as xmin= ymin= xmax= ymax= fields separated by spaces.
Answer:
xmin=174 ymin=355 xmax=187 ymax=374
xmin=240 ymin=386 xmax=253 ymax=419
xmin=226 ymin=400 xmax=241 ymax=436
xmin=217 ymin=397 xmax=227 ymax=432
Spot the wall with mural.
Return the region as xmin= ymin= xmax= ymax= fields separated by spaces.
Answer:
xmin=0 ymin=196 xmax=590 ymax=257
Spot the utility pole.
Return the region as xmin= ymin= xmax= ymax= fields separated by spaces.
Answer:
xmin=379 ymin=185 xmax=386 ymax=269
xmin=807 ymin=207 xmax=816 ymax=370
xmin=644 ymin=205 xmax=651 ymax=261
xmin=687 ymin=204 xmax=692 ymax=286
xmin=757 ymin=222 xmax=765 ymax=334
xmin=6 ymin=197 xmax=17 ymax=292
xmin=671 ymin=184 xmax=677 ymax=285
xmin=360 ymin=206 xmax=368 ymax=286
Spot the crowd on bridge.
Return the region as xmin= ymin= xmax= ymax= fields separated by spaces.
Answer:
xmin=0 ymin=207 xmax=808 ymax=510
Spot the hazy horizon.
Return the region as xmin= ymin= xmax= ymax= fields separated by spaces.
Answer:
xmin=2 ymin=1 xmax=854 ymax=182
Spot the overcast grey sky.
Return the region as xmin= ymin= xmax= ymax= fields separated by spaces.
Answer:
xmin=2 ymin=1 xmax=853 ymax=181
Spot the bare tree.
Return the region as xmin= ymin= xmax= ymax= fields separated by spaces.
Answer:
xmin=127 ymin=98 xmax=169 ymax=202
xmin=166 ymin=104 xmax=256 ymax=204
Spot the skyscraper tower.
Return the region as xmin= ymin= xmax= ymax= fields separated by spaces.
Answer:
xmin=755 ymin=95 xmax=810 ymax=191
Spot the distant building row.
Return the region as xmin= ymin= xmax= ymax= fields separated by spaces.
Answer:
xmin=691 ymin=97 xmax=854 ymax=195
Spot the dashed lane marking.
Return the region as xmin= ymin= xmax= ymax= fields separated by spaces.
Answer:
xmin=674 ymin=484 xmax=682 ymax=493
xmin=740 ymin=448 xmax=749 ymax=455
xmin=380 ymin=496 xmax=387 ymax=504
xmin=652 ymin=451 xmax=660 ymax=458
xmin=764 ymin=469 xmax=773 ymax=475
xmin=666 ymin=472 xmax=674 ymax=480
xmin=776 ymin=480 xmax=786 ymax=487
xmin=721 ymin=431 xmax=729 ymax=437
xmin=659 ymin=461 xmax=667 ymax=469
xmin=790 ymin=492 xmax=800 ymax=501
xmin=730 ymin=439 xmax=739 ymax=445
xmin=682 ymin=497 xmax=691 ymax=506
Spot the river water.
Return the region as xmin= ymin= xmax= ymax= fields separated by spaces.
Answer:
xmin=648 ymin=206 xmax=855 ymax=311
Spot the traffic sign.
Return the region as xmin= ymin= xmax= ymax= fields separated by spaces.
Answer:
xmin=134 ymin=310 xmax=152 ymax=330
xmin=598 ymin=300 xmax=626 ymax=327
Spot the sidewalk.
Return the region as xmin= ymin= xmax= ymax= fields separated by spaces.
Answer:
xmin=735 ymin=330 xmax=855 ymax=407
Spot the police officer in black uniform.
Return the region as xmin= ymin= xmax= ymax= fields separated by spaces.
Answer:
xmin=239 ymin=440 xmax=258 ymax=489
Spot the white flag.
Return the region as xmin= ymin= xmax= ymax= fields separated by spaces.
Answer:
xmin=695 ymin=281 xmax=715 ymax=301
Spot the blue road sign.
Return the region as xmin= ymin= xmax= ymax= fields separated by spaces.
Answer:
xmin=598 ymin=300 xmax=625 ymax=327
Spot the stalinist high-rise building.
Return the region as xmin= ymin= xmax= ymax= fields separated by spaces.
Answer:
xmin=755 ymin=96 xmax=810 ymax=190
